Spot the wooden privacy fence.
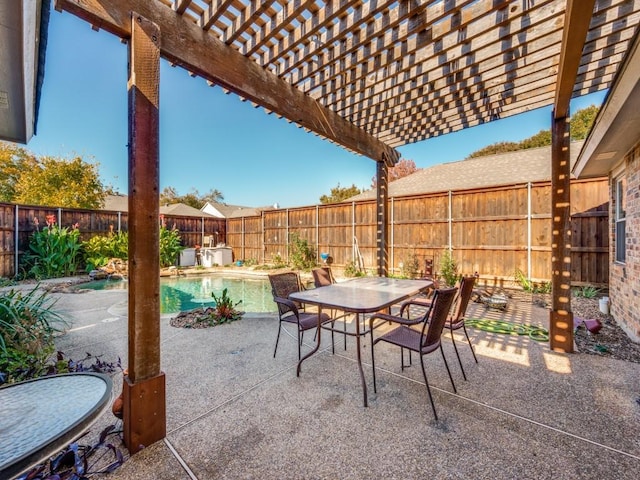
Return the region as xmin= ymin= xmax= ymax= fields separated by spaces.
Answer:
xmin=227 ymin=178 xmax=609 ymax=286
xmin=0 ymin=203 xmax=226 ymax=278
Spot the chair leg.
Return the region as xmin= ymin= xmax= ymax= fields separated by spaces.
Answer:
xmin=439 ymin=344 xmax=457 ymax=394
xmin=297 ymin=329 xmax=302 ymax=361
xmin=400 ymin=347 xmax=405 ymax=371
xmin=370 ymin=335 xmax=378 ymax=394
xmin=450 ymin=327 xmax=468 ymax=381
xmin=419 ymin=354 xmax=438 ymax=421
xmin=273 ymin=322 xmax=283 ymax=358
xmin=462 ymin=324 xmax=479 ymax=363
xmin=343 ymin=314 xmax=347 ymax=351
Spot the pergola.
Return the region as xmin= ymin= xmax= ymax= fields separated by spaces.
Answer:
xmin=51 ymin=0 xmax=640 ymax=452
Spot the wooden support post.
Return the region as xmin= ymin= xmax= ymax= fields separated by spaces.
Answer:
xmin=124 ymin=12 xmax=166 ymax=453
xmin=376 ymin=160 xmax=389 ymax=277
xmin=549 ymin=113 xmax=574 ymax=352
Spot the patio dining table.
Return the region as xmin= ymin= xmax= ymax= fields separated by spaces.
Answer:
xmin=0 ymin=372 xmax=112 ymax=480
xmin=289 ymin=277 xmax=433 ymax=407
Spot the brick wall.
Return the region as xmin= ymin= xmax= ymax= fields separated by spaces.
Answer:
xmin=609 ymin=142 xmax=640 ymax=342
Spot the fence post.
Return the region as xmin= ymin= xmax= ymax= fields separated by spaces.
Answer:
xmin=351 ymin=201 xmax=356 ymax=263
xmin=14 ymin=205 xmax=19 ymax=278
xmin=242 ymin=216 xmax=245 ymax=261
xmin=390 ymin=197 xmax=395 ymax=275
xmin=57 ymin=207 xmax=62 ymax=226
xmin=118 ymin=211 xmax=122 ymax=233
xmin=527 ymin=182 xmax=532 ymax=281
xmin=261 ymin=211 xmax=265 ymax=264
xmin=448 ymin=190 xmax=453 ymax=252
xmin=315 ymin=204 xmax=319 ymax=263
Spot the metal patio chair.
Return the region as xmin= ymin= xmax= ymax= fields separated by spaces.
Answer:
xmin=400 ymin=275 xmax=479 ymax=380
xmin=269 ymin=272 xmax=333 ymax=361
xmin=311 ymin=267 xmax=349 ymax=353
xmin=369 ymin=287 xmax=458 ymax=420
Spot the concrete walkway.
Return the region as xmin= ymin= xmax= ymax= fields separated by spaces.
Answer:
xmin=45 ymin=281 xmax=640 ymax=479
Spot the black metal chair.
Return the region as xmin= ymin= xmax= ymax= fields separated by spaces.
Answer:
xmin=268 ymin=272 xmax=333 ymax=361
xmin=369 ymin=287 xmax=458 ymax=420
xmin=400 ymin=275 xmax=479 ymax=380
xmin=311 ymin=267 xmax=348 ymax=353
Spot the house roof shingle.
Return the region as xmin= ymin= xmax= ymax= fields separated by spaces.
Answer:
xmin=349 ymin=141 xmax=585 ymax=202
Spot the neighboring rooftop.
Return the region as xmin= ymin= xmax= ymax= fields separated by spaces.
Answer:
xmin=102 ymin=195 xmax=215 ymax=218
xmin=349 ymin=141 xmax=586 ymax=202
xmin=202 ymin=201 xmax=276 ymax=218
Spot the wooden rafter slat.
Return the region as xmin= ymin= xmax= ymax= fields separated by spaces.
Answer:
xmin=246 ymin=0 xmax=315 ymax=56
xmin=201 ymin=0 xmax=237 ymax=30
xmin=223 ymin=0 xmax=277 ymax=44
xmin=314 ymin=0 xmax=563 ymax=111
xmin=55 ymin=0 xmax=400 ymax=163
xmin=173 ymin=0 xmax=192 ymax=15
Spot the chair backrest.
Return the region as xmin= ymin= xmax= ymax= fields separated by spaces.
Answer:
xmin=312 ymin=267 xmax=335 ymax=287
xmin=421 ymin=287 xmax=458 ymax=348
xmin=268 ymin=272 xmax=303 ymax=316
xmin=449 ymin=275 xmax=477 ymax=327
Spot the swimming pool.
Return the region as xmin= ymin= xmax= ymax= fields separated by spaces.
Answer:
xmin=82 ymin=275 xmax=276 ymax=314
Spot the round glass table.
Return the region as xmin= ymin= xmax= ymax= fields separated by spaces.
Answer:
xmin=0 ymin=372 xmax=113 ymax=480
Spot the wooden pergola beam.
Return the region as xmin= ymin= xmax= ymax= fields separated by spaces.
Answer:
xmin=55 ymin=0 xmax=399 ymax=165
xmin=549 ymin=0 xmax=596 ymax=352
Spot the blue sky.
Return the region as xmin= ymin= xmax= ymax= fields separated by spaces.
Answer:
xmin=26 ymin=10 xmax=607 ymax=208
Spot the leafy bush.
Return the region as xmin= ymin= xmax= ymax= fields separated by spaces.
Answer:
xmin=439 ymin=250 xmax=459 ymax=286
xmin=0 ymin=285 xmax=66 ymax=384
xmin=344 ymin=260 xmax=365 ymax=277
xmin=208 ymin=288 xmax=243 ymax=324
xmin=83 ymin=230 xmax=128 ymax=271
xmin=160 ymin=226 xmax=184 ymax=268
xmin=400 ymin=252 xmax=420 ymax=279
xmin=23 ymin=216 xmax=82 ymax=279
xmin=288 ymin=233 xmax=316 ymax=270
xmin=514 ymin=268 xmax=551 ymax=294
xmin=573 ymin=285 xmax=601 ymax=299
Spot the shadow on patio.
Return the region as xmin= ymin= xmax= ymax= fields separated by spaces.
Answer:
xmin=52 ymin=288 xmax=640 ymax=480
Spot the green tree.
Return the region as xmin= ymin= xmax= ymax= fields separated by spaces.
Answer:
xmin=466 ymin=106 xmax=599 ymax=159
xmin=13 ymin=155 xmax=105 ymax=209
xmin=570 ymin=104 xmax=599 ymax=140
xmin=0 ymin=142 xmax=32 ymax=202
xmin=160 ymin=187 xmax=224 ymax=209
xmin=319 ymin=183 xmax=362 ymax=204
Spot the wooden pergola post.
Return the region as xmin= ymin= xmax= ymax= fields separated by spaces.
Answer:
xmin=549 ymin=113 xmax=573 ymax=352
xmin=122 ymin=12 xmax=166 ymax=453
xmin=376 ymin=159 xmax=389 ymax=277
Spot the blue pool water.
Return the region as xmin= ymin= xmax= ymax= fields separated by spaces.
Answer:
xmin=82 ymin=275 xmax=276 ymax=314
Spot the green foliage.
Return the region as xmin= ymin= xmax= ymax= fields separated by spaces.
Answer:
xmin=573 ymin=285 xmax=601 ymax=299
xmin=83 ymin=230 xmax=128 ymax=271
xmin=159 ymin=226 xmax=184 ymax=268
xmin=288 ymin=233 xmax=317 ymax=270
xmin=400 ymin=252 xmax=420 ymax=279
xmin=0 ymin=286 xmax=66 ymax=384
xmin=23 ymin=216 xmax=83 ymax=279
xmin=466 ymin=106 xmax=599 ymax=159
xmin=344 ymin=260 xmax=365 ymax=277
xmin=514 ymin=268 xmax=551 ymax=294
xmin=0 ymin=142 xmax=32 ymax=202
xmin=160 ymin=186 xmax=224 ymax=209
xmin=439 ymin=251 xmax=459 ymax=287
xmin=319 ymin=183 xmax=362 ymax=204
xmin=14 ymin=155 xmax=106 ymax=209
xmin=570 ymin=105 xmax=599 ymax=140
xmin=206 ymin=288 xmax=243 ymax=325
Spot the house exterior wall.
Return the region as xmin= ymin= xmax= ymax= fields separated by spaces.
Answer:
xmin=610 ymin=142 xmax=640 ymax=342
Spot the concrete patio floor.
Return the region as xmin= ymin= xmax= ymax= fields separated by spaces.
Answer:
xmin=46 ymin=280 xmax=640 ymax=479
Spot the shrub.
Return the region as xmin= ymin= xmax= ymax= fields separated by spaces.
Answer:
xmin=439 ymin=250 xmax=459 ymax=286
xmin=288 ymin=233 xmax=316 ymax=270
xmin=160 ymin=226 xmax=184 ymax=268
xmin=514 ymin=268 xmax=552 ymax=294
xmin=23 ymin=216 xmax=82 ymax=279
xmin=199 ymin=288 xmax=243 ymax=326
xmin=400 ymin=252 xmax=420 ymax=279
xmin=574 ymin=285 xmax=601 ymax=299
xmin=83 ymin=230 xmax=128 ymax=271
xmin=344 ymin=260 xmax=365 ymax=277
xmin=0 ymin=285 xmax=66 ymax=384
